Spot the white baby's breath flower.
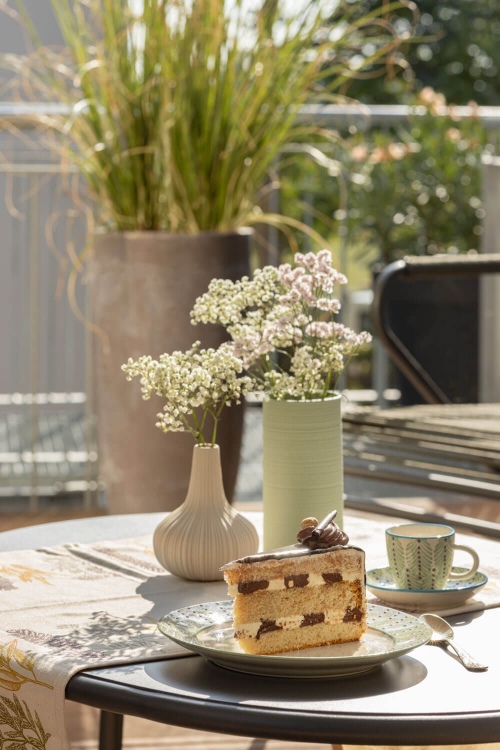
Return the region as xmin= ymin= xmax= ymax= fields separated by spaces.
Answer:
xmin=305 ymin=321 xmax=334 ymax=338
xmin=316 ymin=297 xmax=341 ymax=313
xmin=122 ymin=342 xmax=252 ymax=445
xmin=191 ymin=249 xmax=372 ymax=401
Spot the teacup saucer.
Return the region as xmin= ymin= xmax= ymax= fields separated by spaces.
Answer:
xmin=366 ymin=566 xmax=488 ymax=611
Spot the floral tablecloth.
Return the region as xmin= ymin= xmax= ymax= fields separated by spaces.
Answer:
xmin=0 ymin=533 xmax=228 ymax=749
xmin=0 ymin=511 xmax=499 ymax=749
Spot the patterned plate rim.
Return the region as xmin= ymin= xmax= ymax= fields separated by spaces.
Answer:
xmin=158 ymin=601 xmax=431 ymax=663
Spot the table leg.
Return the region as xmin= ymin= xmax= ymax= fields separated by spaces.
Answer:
xmin=99 ymin=710 xmax=123 ymax=750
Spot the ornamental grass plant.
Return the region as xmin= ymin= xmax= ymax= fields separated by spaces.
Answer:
xmin=1 ymin=0 xmax=412 ymax=237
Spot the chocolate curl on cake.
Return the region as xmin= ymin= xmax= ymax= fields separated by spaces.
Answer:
xmin=296 ymin=510 xmax=349 ymax=549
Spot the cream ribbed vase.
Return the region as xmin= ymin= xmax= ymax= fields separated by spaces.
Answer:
xmin=153 ymin=444 xmax=259 ymax=581
xmin=263 ymin=393 xmax=343 ymax=551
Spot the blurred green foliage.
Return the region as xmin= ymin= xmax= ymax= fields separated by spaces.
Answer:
xmin=341 ymin=0 xmax=500 ymax=106
xmin=280 ymin=89 xmax=495 ymax=267
xmin=343 ymin=91 xmax=493 ymax=262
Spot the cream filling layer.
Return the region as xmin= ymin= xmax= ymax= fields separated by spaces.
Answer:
xmin=234 ymin=608 xmax=359 ymax=639
xmin=228 ymin=571 xmax=359 ymax=597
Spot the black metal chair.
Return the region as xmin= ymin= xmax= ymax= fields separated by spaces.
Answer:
xmin=343 ymin=253 xmax=500 ymax=536
xmin=372 ymin=253 xmax=500 ymax=405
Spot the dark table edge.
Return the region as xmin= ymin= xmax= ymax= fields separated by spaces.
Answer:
xmin=66 ymin=670 xmax=500 ymax=746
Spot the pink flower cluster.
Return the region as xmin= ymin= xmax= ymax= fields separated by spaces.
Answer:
xmin=191 ymin=249 xmax=372 ymax=400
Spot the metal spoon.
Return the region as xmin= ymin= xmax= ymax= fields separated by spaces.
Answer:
xmin=419 ymin=613 xmax=488 ymax=671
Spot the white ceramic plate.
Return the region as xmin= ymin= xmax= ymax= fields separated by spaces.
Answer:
xmin=158 ymin=601 xmax=431 ymax=678
xmin=366 ymin=566 xmax=488 ymax=611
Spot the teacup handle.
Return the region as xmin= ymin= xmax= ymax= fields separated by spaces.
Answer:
xmin=449 ymin=544 xmax=480 ymax=581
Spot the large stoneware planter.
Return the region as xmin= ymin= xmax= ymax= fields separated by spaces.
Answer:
xmin=89 ymin=230 xmax=251 ymax=514
xmin=262 ymin=393 xmax=344 ymax=551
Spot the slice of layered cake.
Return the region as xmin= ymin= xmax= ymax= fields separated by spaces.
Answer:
xmin=222 ymin=510 xmax=366 ymax=655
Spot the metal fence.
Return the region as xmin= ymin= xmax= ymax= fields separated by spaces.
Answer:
xmin=0 ymin=126 xmax=98 ymax=509
xmin=1 ymin=103 xmax=500 ymax=509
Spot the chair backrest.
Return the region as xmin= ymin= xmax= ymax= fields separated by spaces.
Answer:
xmin=372 ymin=254 xmax=500 ymax=405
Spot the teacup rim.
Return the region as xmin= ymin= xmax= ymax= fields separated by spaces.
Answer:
xmin=386 ymin=522 xmax=455 ymax=539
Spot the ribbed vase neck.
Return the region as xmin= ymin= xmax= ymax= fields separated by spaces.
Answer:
xmin=184 ymin=444 xmax=228 ymax=509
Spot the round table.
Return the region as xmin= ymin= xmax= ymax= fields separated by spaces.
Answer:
xmin=2 ymin=513 xmax=499 ymax=749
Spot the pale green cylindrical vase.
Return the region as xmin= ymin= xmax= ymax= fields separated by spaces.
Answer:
xmin=263 ymin=393 xmax=343 ymax=551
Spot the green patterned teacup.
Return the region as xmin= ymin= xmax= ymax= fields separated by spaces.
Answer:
xmin=385 ymin=523 xmax=480 ymax=591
